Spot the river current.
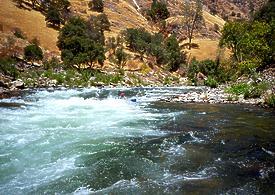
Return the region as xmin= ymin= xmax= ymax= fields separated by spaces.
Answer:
xmin=0 ymin=87 xmax=274 ymax=194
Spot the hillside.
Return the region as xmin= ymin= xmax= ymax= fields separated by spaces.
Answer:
xmin=0 ymin=0 xmax=59 ymax=52
xmin=0 ymin=0 xmax=230 ymax=62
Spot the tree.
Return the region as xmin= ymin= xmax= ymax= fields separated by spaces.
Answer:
xmin=57 ymin=16 xmax=106 ymax=68
xmin=24 ymin=43 xmax=43 ymax=63
xmin=220 ymin=20 xmax=273 ymax=68
xmin=45 ymin=6 xmax=61 ymax=27
xmin=114 ymin=47 xmax=128 ymax=68
xmin=253 ymin=0 xmax=275 ymax=23
xmin=182 ymin=0 xmax=204 ymax=50
xmin=88 ymin=0 xmax=104 ymax=12
xmin=219 ymin=21 xmax=248 ymax=62
xmin=88 ymin=13 xmax=111 ymax=32
xmin=147 ymin=0 xmax=170 ymax=22
xmin=165 ymin=34 xmax=186 ymax=71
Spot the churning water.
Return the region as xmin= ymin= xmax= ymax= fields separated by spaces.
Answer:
xmin=0 ymin=87 xmax=274 ymax=194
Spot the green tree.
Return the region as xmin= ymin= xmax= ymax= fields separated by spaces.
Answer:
xmin=45 ymin=6 xmax=61 ymax=27
xmin=182 ymin=0 xmax=204 ymax=49
xmin=57 ymin=16 xmax=106 ymax=68
xmin=253 ymin=0 xmax=275 ymax=23
xmin=147 ymin=0 xmax=170 ymax=22
xmin=220 ymin=21 xmax=272 ymax=67
xmin=166 ymin=34 xmax=186 ymax=71
xmin=149 ymin=33 xmax=167 ymax=65
xmin=88 ymin=0 xmax=104 ymax=12
xmin=24 ymin=43 xmax=43 ymax=63
xmin=88 ymin=13 xmax=110 ymax=32
xmin=219 ymin=21 xmax=248 ymax=62
xmin=115 ymin=47 xmax=128 ymax=68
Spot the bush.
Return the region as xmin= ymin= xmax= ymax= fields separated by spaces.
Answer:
xmin=43 ymin=57 xmax=61 ymax=70
xmin=13 ymin=28 xmax=25 ymax=39
xmin=147 ymin=0 xmax=170 ymax=22
xmin=88 ymin=0 xmax=104 ymax=12
xmin=238 ymin=60 xmax=258 ymax=75
xmin=204 ymin=76 xmax=218 ymax=88
xmin=24 ymin=44 xmax=43 ymax=62
xmin=114 ymin=47 xmax=128 ymax=68
xmin=226 ymin=83 xmax=251 ymax=95
xmin=0 ymin=57 xmax=18 ymax=78
xmin=226 ymin=82 xmax=268 ymax=99
xmin=265 ymin=94 xmax=275 ymax=108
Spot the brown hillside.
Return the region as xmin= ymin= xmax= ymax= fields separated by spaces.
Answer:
xmin=0 ymin=0 xmax=231 ymax=62
xmin=0 ymin=0 xmax=59 ymax=52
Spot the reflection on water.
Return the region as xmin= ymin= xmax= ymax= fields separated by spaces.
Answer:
xmin=0 ymin=88 xmax=274 ymax=194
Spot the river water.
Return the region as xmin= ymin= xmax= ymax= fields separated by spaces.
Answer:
xmin=0 ymin=87 xmax=274 ymax=194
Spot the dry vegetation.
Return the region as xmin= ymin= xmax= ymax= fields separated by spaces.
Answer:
xmin=0 ymin=0 xmax=59 ymax=52
xmin=0 ymin=0 xmax=230 ymax=62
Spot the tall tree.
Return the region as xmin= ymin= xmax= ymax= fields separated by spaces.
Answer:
xmin=182 ymin=0 xmax=203 ymax=50
xmin=57 ymin=16 xmax=106 ymax=68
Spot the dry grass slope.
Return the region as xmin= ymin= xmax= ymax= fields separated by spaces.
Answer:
xmin=0 ymin=0 xmax=59 ymax=52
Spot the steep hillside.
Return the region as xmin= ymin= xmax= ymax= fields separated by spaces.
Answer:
xmin=0 ymin=0 xmax=59 ymax=52
xmin=0 ymin=0 xmax=231 ymax=61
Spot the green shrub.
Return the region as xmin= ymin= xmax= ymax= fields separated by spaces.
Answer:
xmin=238 ymin=60 xmax=258 ymax=75
xmin=13 ymin=28 xmax=26 ymax=39
xmin=43 ymin=57 xmax=61 ymax=70
xmin=226 ymin=82 xmax=269 ymax=99
xmin=147 ymin=0 xmax=170 ymax=22
xmin=0 ymin=58 xmax=18 ymax=78
xmin=88 ymin=0 xmax=104 ymax=12
xmin=265 ymin=94 xmax=275 ymax=108
xmin=226 ymin=83 xmax=250 ymax=95
xmin=204 ymin=76 xmax=218 ymax=88
xmin=24 ymin=44 xmax=43 ymax=62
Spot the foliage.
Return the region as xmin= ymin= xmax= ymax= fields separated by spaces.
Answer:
xmin=220 ymin=4 xmax=274 ymax=69
xmin=123 ymin=28 xmax=185 ymax=71
xmin=57 ymin=16 xmax=106 ymax=67
xmin=114 ymin=47 xmax=128 ymax=68
xmin=182 ymin=0 xmax=204 ymax=49
xmin=88 ymin=0 xmax=104 ymax=12
xmin=43 ymin=57 xmax=62 ymax=70
xmin=165 ymin=35 xmax=186 ymax=72
xmin=226 ymin=82 xmax=269 ymax=99
xmin=204 ymin=76 xmax=218 ymax=88
xmin=41 ymin=0 xmax=70 ymax=25
xmin=13 ymin=28 xmax=25 ymax=39
xmin=253 ymin=0 xmax=275 ymax=22
xmin=147 ymin=0 xmax=170 ymax=22
xmin=106 ymin=36 xmax=122 ymax=55
xmin=265 ymin=93 xmax=275 ymax=108
xmin=238 ymin=60 xmax=258 ymax=75
xmin=45 ymin=6 xmax=61 ymax=27
xmin=24 ymin=43 xmax=43 ymax=62
xmin=123 ymin=28 xmax=151 ymax=54
xmin=219 ymin=21 xmax=248 ymax=62
xmin=0 ymin=57 xmax=18 ymax=78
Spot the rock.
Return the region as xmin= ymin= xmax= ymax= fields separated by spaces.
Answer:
xmin=48 ymin=79 xmax=58 ymax=87
xmin=11 ymin=79 xmax=24 ymax=89
xmin=0 ymin=74 xmax=12 ymax=88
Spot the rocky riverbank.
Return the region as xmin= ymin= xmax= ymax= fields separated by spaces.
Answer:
xmin=1 ymin=68 xmax=274 ymax=108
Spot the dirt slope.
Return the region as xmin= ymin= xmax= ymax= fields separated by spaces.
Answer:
xmin=0 ymin=0 xmax=59 ymax=52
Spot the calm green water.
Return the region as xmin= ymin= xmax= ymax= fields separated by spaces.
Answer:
xmin=0 ymin=87 xmax=274 ymax=194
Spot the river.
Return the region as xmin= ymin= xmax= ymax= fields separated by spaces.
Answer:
xmin=0 ymin=87 xmax=274 ymax=194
